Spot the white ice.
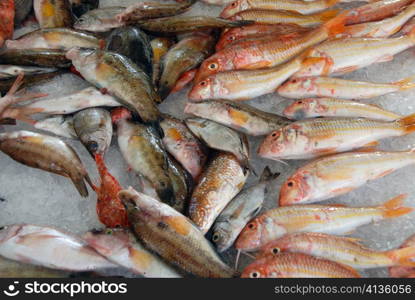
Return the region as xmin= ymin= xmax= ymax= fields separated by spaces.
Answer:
xmin=1 ymin=0 xmax=415 ymax=278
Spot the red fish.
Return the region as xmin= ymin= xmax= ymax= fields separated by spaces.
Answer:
xmin=93 ymin=153 xmax=129 ymax=228
xmin=0 ymin=0 xmax=14 ymax=47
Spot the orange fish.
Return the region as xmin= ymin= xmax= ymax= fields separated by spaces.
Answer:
xmin=0 ymin=0 xmax=15 ymax=47
xmin=389 ymin=234 xmax=415 ymax=277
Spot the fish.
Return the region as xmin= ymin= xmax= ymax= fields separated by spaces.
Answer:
xmin=283 ymin=98 xmax=402 ymax=121
xmin=66 ymin=48 xmax=161 ymax=125
xmin=294 ymin=30 xmax=415 ymax=77
xmin=70 ymin=0 xmax=99 ymax=18
xmin=190 ymin=56 xmax=324 ymax=101
xmin=221 ymin=0 xmax=339 ymax=18
xmin=0 ymin=0 xmax=14 ymax=48
xmin=135 ymin=16 xmax=253 ymax=33
xmin=184 ymin=99 xmax=291 ymax=136
xmin=119 ymin=187 xmax=235 ymax=278
xmin=137 ymin=173 xmax=161 ymax=201
xmin=189 ymin=152 xmax=248 ymax=234
xmin=5 ymin=28 xmax=101 ymax=50
xmin=216 ymin=23 xmax=311 ymax=51
xmin=159 ymin=32 xmax=215 ymax=99
xmin=400 ymin=15 xmax=415 ymax=35
xmin=0 ymin=224 xmax=117 ymax=271
xmin=83 ymin=228 xmax=181 ymax=278
xmin=166 ymin=155 xmax=193 ymax=213
xmin=14 ymin=87 xmax=120 ymax=117
xmin=34 ymin=0 xmax=73 ymax=28
xmin=194 ymin=13 xmax=346 ymax=83
xmin=340 ymin=3 xmax=415 ymax=38
xmin=345 ymin=0 xmax=415 ymax=25
xmin=150 ymin=37 xmax=174 ymax=86
xmin=73 ymin=108 xmax=113 ymax=157
xmin=160 ymin=115 xmax=208 ymax=180
xmin=0 ymin=256 xmax=71 ymax=278
xmin=105 ymin=26 xmax=153 ymax=78
xmin=228 ymin=9 xmax=338 ymax=27
xmin=278 ymin=75 xmax=415 ymax=99
xmin=241 ymin=253 xmax=361 ymax=278
xmin=258 ymin=232 xmax=415 ymax=269
xmin=389 ymin=234 xmax=415 ymax=277
xmin=185 ymin=117 xmax=250 ymax=168
xmin=74 ymin=6 xmax=126 ymax=32
xmin=34 ymin=115 xmax=77 ymax=139
xmin=113 ymin=108 xmax=174 ymax=205
xmin=212 ymin=167 xmax=279 ymax=252
xmin=258 ymin=113 xmax=415 ymax=160
xmin=0 ymin=65 xmax=57 ymax=80
xmin=93 ymin=154 xmax=129 ymax=228
xmin=235 ymin=194 xmax=413 ymax=251
xmin=0 ymin=48 xmax=71 ymax=68
xmin=0 ymin=130 xmax=93 ymax=197
xmin=117 ymin=0 xmax=197 ymax=23
xmin=171 ymin=69 xmax=197 ymax=93
xmin=202 ymin=0 xmax=235 ymax=5
xmin=14 ymin=0 xmax=33 ymax=25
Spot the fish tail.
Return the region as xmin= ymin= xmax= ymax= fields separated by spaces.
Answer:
xmin=259 ymin=166 xmax=280 ymax=182
xmin=70 ymin=176 xmax=89 ymax=198
xmin=316 ymin=9 xmax=339 ymax=23
xmin=323 ymin=10 xmax=347 ymax=37
xmin=381 ymin=194 xmax=413 ymax=218
xmin=398 ymin=112 xmax=415 ymax=135
xmin=386 ymin=246 xmax=415 ymax=267
xmin=394 ymin=74 xmax=415 ymax=90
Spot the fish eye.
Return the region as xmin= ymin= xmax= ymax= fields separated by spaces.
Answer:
xmin=208 ymin=63 xmax=218 ymax=70
xmin=298 ymin=101 xmax=302 ymax=104
xmin=287 ymin=181 xmax=294 ymax=187
xmin=231 ymin=2 xmax=237 ymax=6
xmin=272 ymin=247 xmax=280 ymax=254
xmin=105 ymin=229 xmax=113 ymax=235
xmin=0 ymin=227 xmax=4 ymax=231
xmin=212 ymin=233 xmax=220 ymax=242
xmin=250 ymin=271 xmax=260 ymax=278
xmin=247 ymin=222 xmax=256 ymax=230
xmin=229 ymin=36 xmax=235 ymax=41
xmin=292 ymin=79 xmax=297 ymax=83
xmin=271 ymin=132 xmax=277 ymax=137
xmin=199 ymin=81 xmax=207 ymax=86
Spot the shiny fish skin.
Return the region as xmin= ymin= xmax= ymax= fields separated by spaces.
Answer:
xmin=74 ymin=6 xmax=126 ymax=32
xmin=159 ymin=32 xmax=215 ymax=99
xmin=241 ymin=253 xmax=360 ymax=278
xmin=160 ymin=115 xmax=207 ymax=180
xmin=66 ymin=48 xmax=160 ymax=125
xmin=0 ymin=49 xmax=71 ymax=68
xmin=116 ymin=116 xmax=174 ymax=206
xmin=184 ymin=99 xmax=291 ymax=136
xmin=258 ymin=114 xmax=415 ymax=160
xmin=185 ymin=118 xmax=250 ymax=167
xmin=6 ymin=28 xmax=101 ymax=50
xmin=0 ymin=130 xmax=92 ymax=197
xmin=283 ymin=98 xmax=401 ymax=121
xmin=34 ymin=115 xmax=77 ymax=139
xmin=189 ymin=152 xmax=248 ymax=234
xmin=83 ymin=229 xmax=182 ymax=278
xmin=278 ymin=76 xmax=415 ymax=100
xmin=279 ymin=151 xmax=415 ymax=206
xmin=235 ymin=195 xmax=412 ymax=251
xmin=34 ymin=0 xmax=73 ymax=28
xmin=119 ymin=187 xmax=235 ymax=278
xmin=258 ymin=233 xmax=415 ymax=269
xmin=151 ymin=37 xmax=174 ymax=86
xmin=0 ymin=224 xmax=116 ymax=271
xmin=221 ymin=0 xmax=339 ymax=18
xmin=73 ymin=108 xmax=112 ymax=157
xmin=0 ymin=65 xmax=57 ymax=79
xmin=136 ymin=16 xmax=253 ymax=33
xmin=212 ymin=167 xmax=278 ymax=252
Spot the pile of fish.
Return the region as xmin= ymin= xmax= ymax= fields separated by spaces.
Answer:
xmin=1 ymin=0 xmax=415 ymax=278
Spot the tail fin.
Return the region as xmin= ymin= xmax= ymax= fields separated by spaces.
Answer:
xmin=394 ymin=74 xmax=415 ymax=90
xmin=70 ymin=176 xmax=89 ymax=198
xmin=386 ymin=246 xmax=415 ymax=267
xmin=317 ymin=9 xmax=339 ymax=23
xmin=381 ymin=194 xmax=413 ymax=218
xmin=259 ymin=166 xmax=280 ymax=182
xmin=1 ymin=107 xmax=43 ymax=125
xmin=323 ymin=10 xmax=347 ymax=37
xmin=398 ymin=113 xmax=415 ymax=135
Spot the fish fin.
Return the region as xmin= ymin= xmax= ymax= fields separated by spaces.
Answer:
xmin=406 ymin=26 xmax=415 ymax=41
xmin=339 ymin=263 xmax=362 ymax=278
xmin=1 ymin=107 xmax=44 ymax=125
xmin=316 ymin=9 xmax=339 ymax=23
xmin=70 ymin=176 xmax=89 ymax=198
xmin=376 ymin=54 xmax=394 ymax=63
xmin=358 ymin=140 xmax=379 ymax=150
xmin=259 ymin=166 xmax=280 ymax=182
xmin=301 ymin=57 xmax=332 ymax=74
xmin=325 ymin=0 xmax=340 ymax=7
xmin=386 ymin=246 xmax=415 ymax=267
xmin=336 ymin=65 xmax=358 ymax=74
xmin=381 ymin=194 xmax=413 ymax=218
xmin=244 ymin=61 xmax=272 ymax=69
xmin=394 ymin=74 xmax=415 ymax=91
xmin=398 ymin=113 xmax=415 ymax=134
xmin=323 ymin=11 xmax=347 ymax=37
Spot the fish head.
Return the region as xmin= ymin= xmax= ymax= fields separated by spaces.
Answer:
xmin=110 ymin=107 xmax=132 ymax=125
xmin=74 ymin=14 xmax=101 ymax=31
xmin=216 ymin=29 xmax=240 ymax=51
xmin=278 ymin=77 xmax=318 ymax=99
xmin=211 ymin=222 xmax=234 ymax=253
xmin=83 ymin=229 xmax=128 ymax=256
xmin=66 ymin=47 xmax=99 ymax=73
xmin=279 ymin=171 xmax=311 ymax=206
xmin=257 ymin=235 xmax=294 ymax=259
xmin=240 ymin=258 xmax=270 ymax=278
xmin=220 ymin=0 xmax=249 ymax=19
xmin=194 ymin=54 xmax=229 ymax=83
xmin=188 ymin=76 xmax=216 ymax=101
xmin=0 ymin=224 xmax=22 ymax=243
xmin=283 ymin=98 xmax=319 ymax=120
